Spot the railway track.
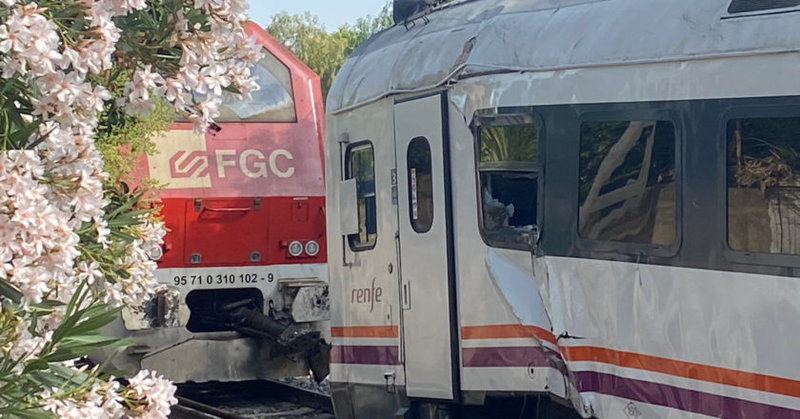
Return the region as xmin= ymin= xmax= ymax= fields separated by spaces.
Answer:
xmin=170 ymin=379 xmax=334 ymax=419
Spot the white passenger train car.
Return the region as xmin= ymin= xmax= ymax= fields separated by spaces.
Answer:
xmin=325 ymin=0 xmax=800 ymax=417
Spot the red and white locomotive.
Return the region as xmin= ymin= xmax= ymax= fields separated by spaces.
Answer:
xmin=99 ymin=22 xmax=330 ymax=383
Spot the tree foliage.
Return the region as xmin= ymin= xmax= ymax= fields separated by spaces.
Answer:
xmin=267 ymin=2 xmax=393 ymax=99
xmin=95 ymin=71 xmax=173 ymax=188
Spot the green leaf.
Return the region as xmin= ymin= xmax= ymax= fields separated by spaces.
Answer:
xmin=10 ymin=120 xmax=40 ymax=150
xmin=68 ymin=309 xmax=121 ymax=336
xmin=21 ymin=360 xmax=48 ymax=374
xmin=0 ymin=279 xmax=22 ymax=303
xmin=105 ymin=191 xmax=144 ymax=220
xmin=45 ymin=335 xmax=126 ymax=363
xmin=0 ymin=408 xmax=51 ymax=419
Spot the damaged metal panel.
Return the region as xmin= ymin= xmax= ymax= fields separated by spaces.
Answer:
xmin=328 ymin=0 xmax=800 ymax=113
xmin=122 ymin=287 xmax=182 ymax=330
xmin=290 ymin=286 xmax=330 ymax=323
xmin=484 ymin=248 xmax=551 ymax=329
xmin=388 ymin=23 xmax=482 ymax=91
xmin=140 ymin=337 xmax=310 ymax=383
xmin=542 ymin=256 xmax=800 ymax=418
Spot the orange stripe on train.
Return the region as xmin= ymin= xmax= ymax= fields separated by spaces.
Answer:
xmin=461 ymin=324 xmax=558 ymax=346
xmin=563 ymin=346 xmax=800 ymax=399
xmin=460 ymin=325 xmax=800 ymax=399
xmin=331 ymin=325 xmax=399 ymax=338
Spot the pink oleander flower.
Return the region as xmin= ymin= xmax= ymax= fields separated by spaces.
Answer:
xmin=127 ymin=370 xmax=178 ymax=418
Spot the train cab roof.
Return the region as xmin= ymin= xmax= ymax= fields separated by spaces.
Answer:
xmin=327 ymin=0 xmax=800 ymax=113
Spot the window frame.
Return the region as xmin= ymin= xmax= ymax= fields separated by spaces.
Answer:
xmin=725 ymin=0 xmax=800 ymax=16
xmin=407 ymin=136 xmax=435 ymax=234
xmin=472 ymin=107 xmax=545 ymax=251
xmin=721 ymin=104 xmax=800 ymax=267
xmin=345 ymin=140 xmax=378 ymax=252
xmin=575 ymin=108 xmax=683 ymax=258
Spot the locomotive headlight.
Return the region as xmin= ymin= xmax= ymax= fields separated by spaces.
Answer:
xmin=288 ymin=240 xmax=304 ymax=257
xmin=305 ymin=240 xmax=320 ymax=257
xmin=148 ymin=245 xmax=164 ymax=261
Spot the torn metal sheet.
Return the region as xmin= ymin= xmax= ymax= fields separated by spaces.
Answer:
xmin=291 ymin=286 xmax=330 ymax=323
xmin=328 ymin=0 xmax=800 ymax=113
xmin=122 ymin=287 xmax=182 ymax=330
xmin=484 ymin=248 xmax=551 ymax=329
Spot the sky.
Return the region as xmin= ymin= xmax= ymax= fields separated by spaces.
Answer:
xmin=247 ymin=1 xmax=389 ymax=32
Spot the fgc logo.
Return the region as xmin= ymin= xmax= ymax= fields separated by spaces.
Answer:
xmin=147 ymin=130 xmax=298 ymax=190
xmin=167 ymin=149 xmax=295 ymax=181
xmin=169 ymin=150 xmax=210 ymax=179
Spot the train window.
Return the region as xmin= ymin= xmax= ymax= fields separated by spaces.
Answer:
xmin=216 ymin=49 xmax=297 ymax=122
xmin=579 ymin=120 xmax=676 ymax=245
xmin=346 ymin=143 xmax=377 ymax=250
xmin=407 ymin=137 xmax=434 ymax=233
xmin=476 ymin=118 xmax=539 ymax=249
xmin=727 ymin=117 xmax=800 ymax=255
xmin=728 ymin=0 xmax=800 ymax=13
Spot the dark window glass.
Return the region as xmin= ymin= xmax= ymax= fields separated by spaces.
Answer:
xmin=407 ymin=137 xmax=434 ymax=233
xmin=217 ymin=49 xmax=296 ymax=122
xmin=727 ymin=117 xmax=800 ymax=255
xmin=347 ymin=143 xmax=377 ymax=249
xmin=579 ymin=120 xmax=676 ymax=245
xmin=477 ymin=121 xmax=539 ymax=248
xmin=728 ymin=0 xmax=800 ymax=13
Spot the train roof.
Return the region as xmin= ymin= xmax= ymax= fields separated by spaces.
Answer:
xmin=327 ymin=0 xmax=800 ymax=113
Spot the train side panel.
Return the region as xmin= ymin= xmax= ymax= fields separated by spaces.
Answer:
xmin=326 ymin=0 xmax=800 ymax=417
xmin=325 ymin=99 xmax=411 ymax=418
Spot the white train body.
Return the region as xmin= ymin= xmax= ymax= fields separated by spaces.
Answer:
xmin=325 ymin=0 xmax=800 ymax=417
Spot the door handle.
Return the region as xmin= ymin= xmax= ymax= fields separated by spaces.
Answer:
xmin=402 ymin=281 xmax=411 ymax=310
xmin=201 ymin=207 xmax=251 ymax=213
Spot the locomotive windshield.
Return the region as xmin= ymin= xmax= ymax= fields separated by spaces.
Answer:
xmin=476 ymin=116 xmax=539 ymax=250
xmin=217 ymin=49 xmax=296 ymax=122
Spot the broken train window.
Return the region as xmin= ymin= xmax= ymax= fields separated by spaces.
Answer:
xmin=475 ymin=114 xmax=539 ymax=249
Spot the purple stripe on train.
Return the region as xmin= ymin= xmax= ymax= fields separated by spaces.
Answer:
xmin=330 ymin=345 xmax=400 ymax=365
xmin=461 ymin=346 xmax=569 ymax=375
xmin=462 ymin=346 xmax=551 ymax=367
xmin=575 ymin=371 xmax=800 ymax=418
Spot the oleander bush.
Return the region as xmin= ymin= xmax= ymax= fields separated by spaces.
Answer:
xmin=0 ymin=0 xmax=260 ymax=417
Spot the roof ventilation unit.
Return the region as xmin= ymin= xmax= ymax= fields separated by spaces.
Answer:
xmin=393 ymin=0 xmax=438 ymax=23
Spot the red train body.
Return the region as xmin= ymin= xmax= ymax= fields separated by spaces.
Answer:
xmin=98 ymin=23 xmax=330 ymax=383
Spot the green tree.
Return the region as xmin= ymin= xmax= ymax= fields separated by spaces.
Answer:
xmin=267 ymin=2 xmax=393 ymax=99
xmin=338 ymin=2 xmax=393 ymax=53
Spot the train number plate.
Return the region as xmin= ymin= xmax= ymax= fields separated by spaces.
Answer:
xmin=169 ymin=272 xmax=275 ymax=287
xmin=156 ymin=267 xmax=279 ymax=289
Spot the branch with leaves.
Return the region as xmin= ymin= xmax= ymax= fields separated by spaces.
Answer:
xmin=0 ymin=0 xmax=261 ymax=417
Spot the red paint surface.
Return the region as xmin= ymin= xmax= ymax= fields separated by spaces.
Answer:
xmin=159 ymin=196 xmax=326 ymax=267
xmin=142 ymin=23 xmax=327 ymax=268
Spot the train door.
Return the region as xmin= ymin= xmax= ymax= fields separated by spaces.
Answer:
xmin=393 ymin=93 xmax=458 ymax=400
